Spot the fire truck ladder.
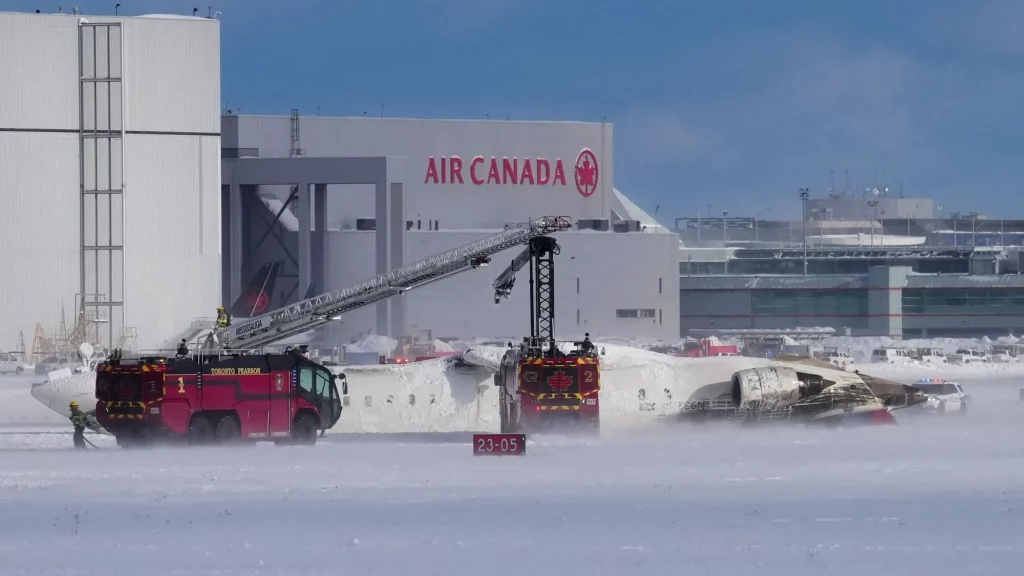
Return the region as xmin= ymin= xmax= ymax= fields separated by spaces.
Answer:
xmin=492 ymin=235 xmax=559 ymax=356
xmin=214 ymin=216 xmax=574 ymax=350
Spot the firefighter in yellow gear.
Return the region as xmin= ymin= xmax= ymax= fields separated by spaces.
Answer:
xmin=69 ymin=400 xmax=87 ymax=449
xmin=216 ymin=306 xmax=231 ymax=328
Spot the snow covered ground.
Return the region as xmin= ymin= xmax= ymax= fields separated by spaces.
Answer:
xmin=3 ymin=367 xmax=1024 ymax=574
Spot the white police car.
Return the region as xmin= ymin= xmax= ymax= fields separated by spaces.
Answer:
xmin=912 ymin=378 xmax=969 ymax=416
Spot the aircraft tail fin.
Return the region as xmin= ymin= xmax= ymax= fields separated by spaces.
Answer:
xmin=229 ymin=262 xmax=281 ymax=318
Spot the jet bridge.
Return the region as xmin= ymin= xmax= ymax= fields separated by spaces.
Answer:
xmin=213 ymin=216 xmax=574 ymax=350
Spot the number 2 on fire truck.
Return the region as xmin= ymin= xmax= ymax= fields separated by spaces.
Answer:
xmin=177 ymin=376 xmax=185 ymax=394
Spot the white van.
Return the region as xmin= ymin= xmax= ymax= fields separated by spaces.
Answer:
xmin=871 ymin=348 xmax=913 ymax=364
xmin=0 ymin=353 xmax=27 ymax=375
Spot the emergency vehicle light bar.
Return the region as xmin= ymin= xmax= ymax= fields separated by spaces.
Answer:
xmin=215 ymin=216 xmax=574 ymax=349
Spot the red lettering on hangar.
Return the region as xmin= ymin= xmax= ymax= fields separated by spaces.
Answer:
xmin=425 ymin=156 xmax=567 ymax=187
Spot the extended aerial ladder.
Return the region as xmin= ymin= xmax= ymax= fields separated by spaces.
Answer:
xmin=211 ymin=216 xmax=574 ymax=350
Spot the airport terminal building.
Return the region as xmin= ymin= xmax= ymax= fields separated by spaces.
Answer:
xmin=677 ymin=198 xmax=1024 ymax=339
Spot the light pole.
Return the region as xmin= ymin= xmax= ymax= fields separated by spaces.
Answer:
xmin=722 ymin=209 xmax=728 ymax=247
xmin=867 ymin=199 xmax=879 ymax=246
xmin=799 ymin=189 xmax=809 ymax=275
xmin=754 ymin=208 xmax=771 ymax=242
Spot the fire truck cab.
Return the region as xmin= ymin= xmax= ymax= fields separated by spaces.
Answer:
xmin=95 ymin=346 xmax=345 ymax=448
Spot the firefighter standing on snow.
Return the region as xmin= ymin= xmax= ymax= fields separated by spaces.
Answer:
xmin=69 ymin=401 xmax=87 ymax=449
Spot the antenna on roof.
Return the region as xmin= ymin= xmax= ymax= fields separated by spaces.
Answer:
xmin=194 ymin=8 xmax=198 ymax=16
xmin=115 ymin=3 xmax=120 ymax=15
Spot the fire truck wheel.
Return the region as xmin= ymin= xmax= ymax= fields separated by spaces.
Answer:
xmin=293 ymin=413 xmax=318 ymax=446
xmin=216 ymin=415 xmax=241 ymax=443
xmin=188 ymin=415 xmax=215 ymax=445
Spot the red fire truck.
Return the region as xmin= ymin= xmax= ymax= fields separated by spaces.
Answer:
xmin=495 ymin=340 xmax=601 ymax=433
xmin=95 ymin=346 xmax=345 ymax=448
xmin=491 ymin=232 xmax=601 ymax=434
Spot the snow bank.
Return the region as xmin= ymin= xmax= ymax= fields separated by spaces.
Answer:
xmin=1 ymin=375 xmax=68 ymax=427
xmin=343 ymin=334 xmax=398 ymax=357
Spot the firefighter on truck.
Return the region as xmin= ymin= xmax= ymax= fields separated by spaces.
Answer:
xmin=216 ymin=306 xmax=231 ymax=328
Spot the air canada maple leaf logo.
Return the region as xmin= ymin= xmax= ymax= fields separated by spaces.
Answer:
xmin=246 ymin=290 xmax=270 ymax=314
xmin=547 ymin=370 xmax=574 ymax=392
xmin=574 ymin=148 xmax=599 ymax=198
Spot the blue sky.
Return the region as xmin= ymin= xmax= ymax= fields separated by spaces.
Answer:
xmin=12 ymin=0 xmax=1024 ymax=221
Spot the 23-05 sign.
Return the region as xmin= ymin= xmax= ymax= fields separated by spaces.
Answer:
xmin=472 ymin=433 xmax=526 ymax=456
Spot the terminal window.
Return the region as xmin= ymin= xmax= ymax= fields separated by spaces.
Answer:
xmin=902 ymin=288 xmax=1024 ymax=313
xmin=751 ymin=290 xmax=868 ymax=316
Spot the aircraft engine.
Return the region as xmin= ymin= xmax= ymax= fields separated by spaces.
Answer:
xmin=731 ymin=367 xmax=803 ymax=411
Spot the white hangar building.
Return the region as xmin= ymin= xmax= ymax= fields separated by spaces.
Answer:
xmin=221 ymin=114 xmax=679 ymax=343
xmin=0 ymin=11 xmax=221 ymax=352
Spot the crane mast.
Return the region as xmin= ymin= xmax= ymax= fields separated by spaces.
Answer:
xmin=492 ymin=236 xmax=560 ymax=358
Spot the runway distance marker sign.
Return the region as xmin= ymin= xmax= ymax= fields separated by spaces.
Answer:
xmin=472 ymin=433 xmax=526 ymax=456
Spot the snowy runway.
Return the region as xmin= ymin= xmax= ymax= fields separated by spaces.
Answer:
xmin=3 ymin=374 xmax=1024 ymax=575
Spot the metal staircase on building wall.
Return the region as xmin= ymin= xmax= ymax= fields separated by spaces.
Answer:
xmin=212 ymin=216 xmax=574 ymax=350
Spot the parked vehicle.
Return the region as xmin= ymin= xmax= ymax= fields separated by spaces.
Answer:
xmin=988 ymin=344 xmax=1023 ymax=363
xmin=0 ymin=352 xmax=27 ymax=375
xmin=946 ymin=349 xmax=988 ymax=364
xmin=871 ymin=348 xmax=913 ymax=365
xmin=813 ymin=347 xmax=854 ymax=370
xmin=34 ymin=355 xmax=71 ymax=375
xmin=911 ymin=348 xmax=947 ymax=364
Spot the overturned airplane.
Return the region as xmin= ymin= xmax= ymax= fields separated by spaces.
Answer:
xmin=671 ymin=354 xmax=929 ymax=426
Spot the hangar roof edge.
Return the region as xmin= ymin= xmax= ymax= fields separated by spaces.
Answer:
xmin=226 ymin=114 xmax=611 ymax=127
